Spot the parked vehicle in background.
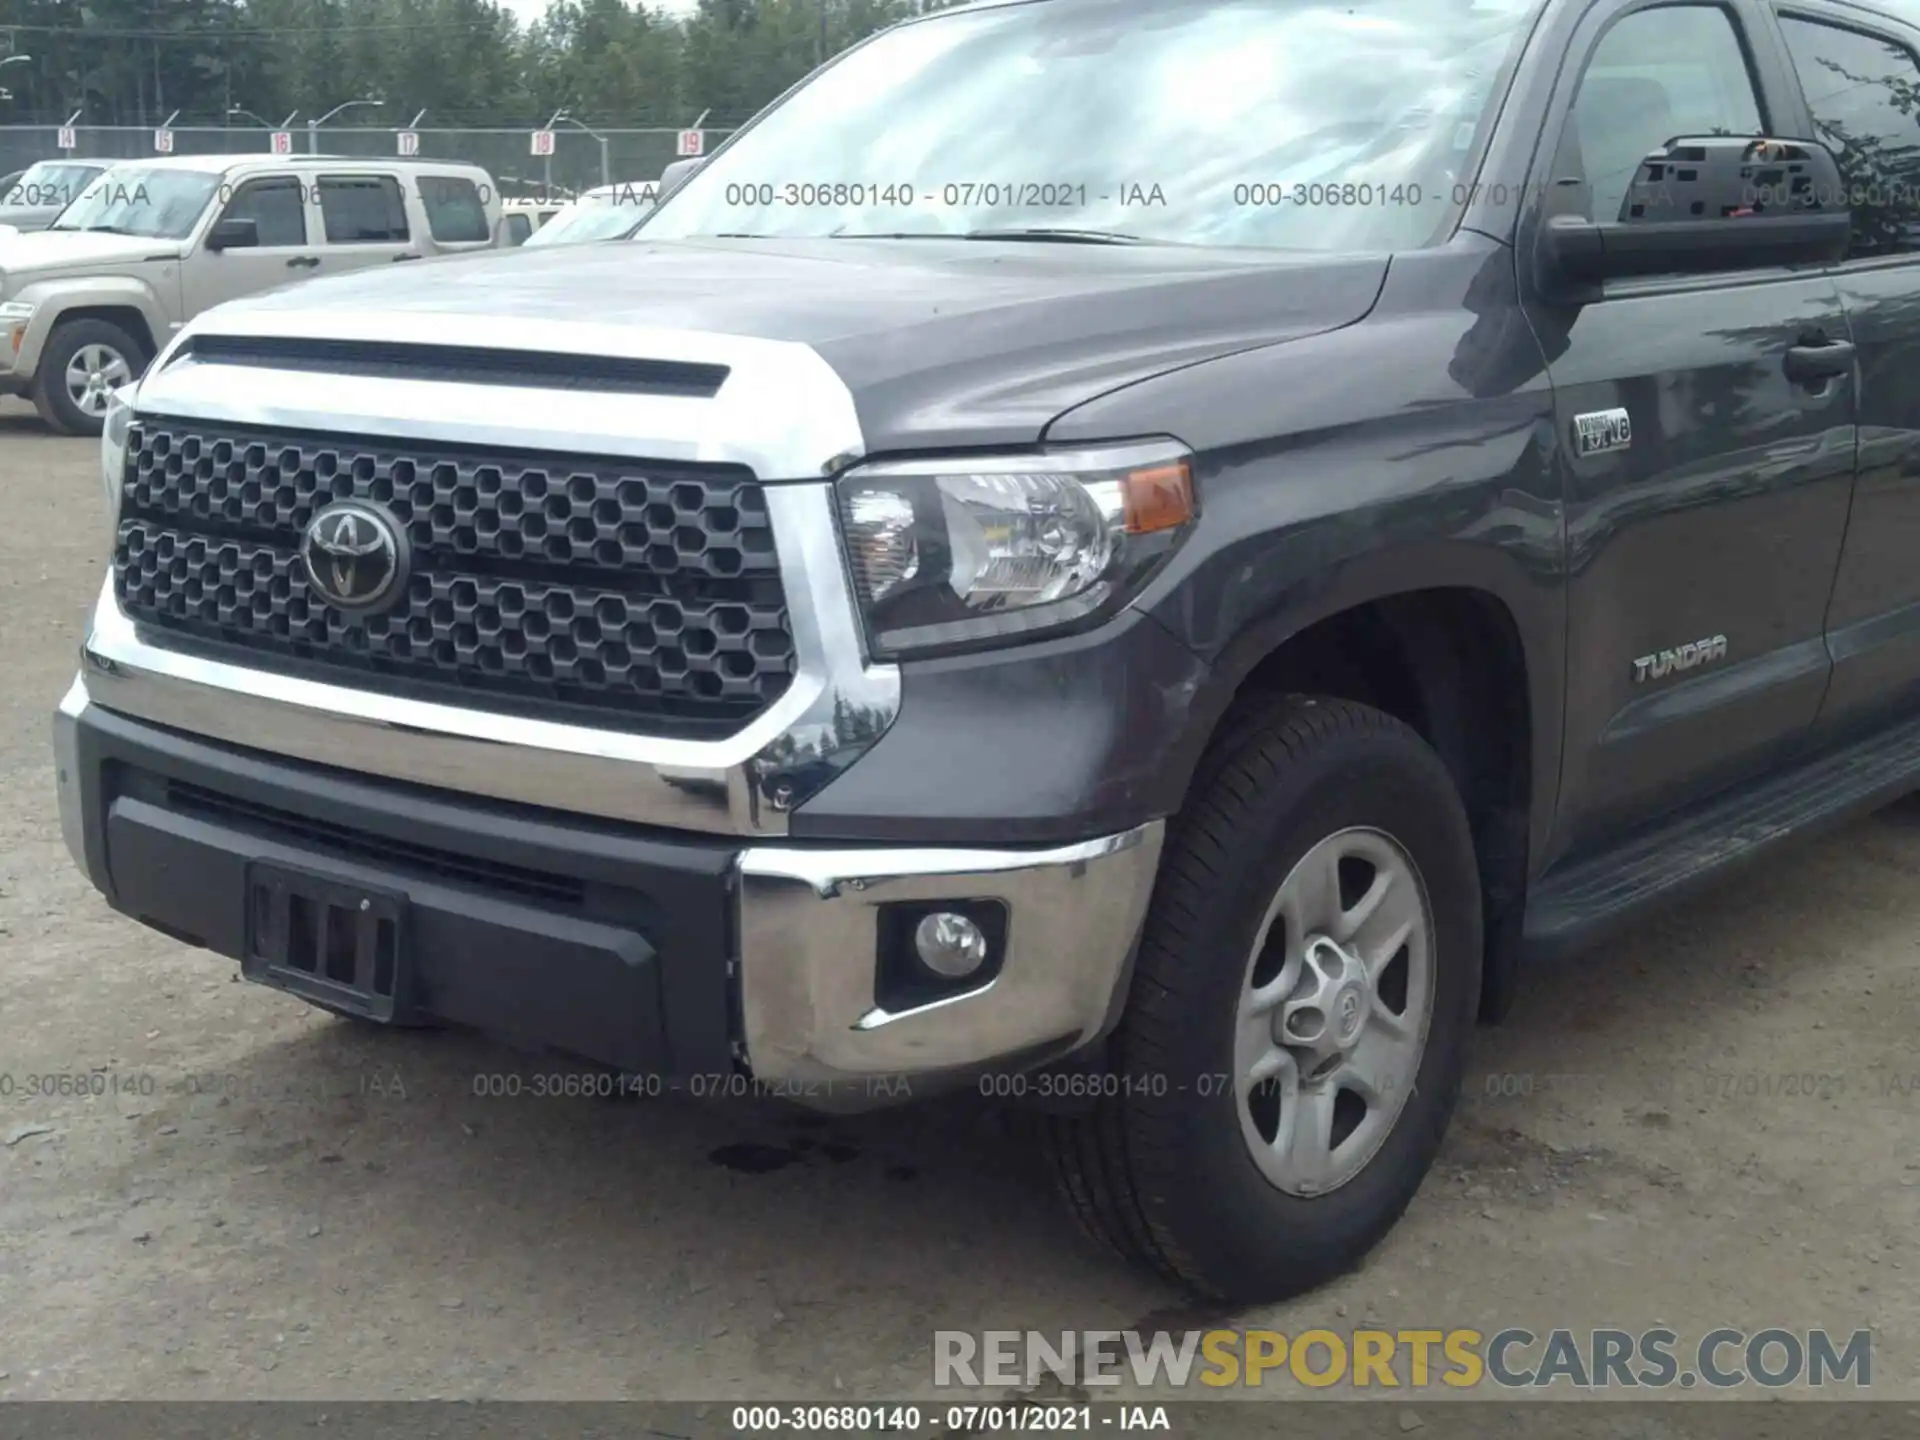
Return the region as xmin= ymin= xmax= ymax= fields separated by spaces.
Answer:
xmin=500 ymin=197 xmax=565 ymax=246
xmin=522 ymin=181 xmax=658 ymax=247
xmin=0 ymin=153 xmax=501 ymax=435
xmin=0 ymin=159 xmax=109 ymax=232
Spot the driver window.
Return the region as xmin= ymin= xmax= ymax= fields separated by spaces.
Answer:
xmin=1553 ymin=5 xmax=1767 ymax=223
xmin=218 ymin=176 xmax=308 ymax=247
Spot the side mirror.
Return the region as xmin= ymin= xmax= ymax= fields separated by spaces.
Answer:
xmin=1542 ymin=135 xmax=1851 ymax=285
xmin=206 ymin=216 xmax=259 ymax=252
xmin=659 ymin=157 xmax=705 ymax=195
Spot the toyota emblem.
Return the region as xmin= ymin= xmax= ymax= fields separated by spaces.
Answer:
xmin=300 ymin=500 xmax=408 ymax=614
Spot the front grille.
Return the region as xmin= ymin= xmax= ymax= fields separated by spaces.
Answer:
xmin=112 ymin=417 xmax=796 ymax=736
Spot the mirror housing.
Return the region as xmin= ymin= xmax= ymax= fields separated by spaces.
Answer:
xmin=206 ymin=216 xmax=260 ymax=252
xmin=658 ymin=157 xmax=705 ymax=196
xmin=1542 ymin=135 xmax=1851 ymax=285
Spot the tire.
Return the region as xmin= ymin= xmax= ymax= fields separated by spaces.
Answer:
xmin=1041 ymin=695 xmax=1482 ymax=1301
xmin=31 ymin=318 xmax=146 ymax=437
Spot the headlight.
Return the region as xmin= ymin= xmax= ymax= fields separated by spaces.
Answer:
xmin=835 ymin=439 xmax=1195 ymax=659
xmin=0 ymin=299 xmax=31 ymax=365
xmin=101 ymin=382 xmax=137 ymax=538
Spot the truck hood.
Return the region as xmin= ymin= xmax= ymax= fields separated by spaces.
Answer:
xmin=212 ymin=237 xmax=1389 ymax=450
xmin=0 ymin=228 xmax=177 ymax=279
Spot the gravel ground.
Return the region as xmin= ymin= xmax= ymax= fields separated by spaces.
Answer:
xmin=2 ymin=397 xmax=1917 ymax=1409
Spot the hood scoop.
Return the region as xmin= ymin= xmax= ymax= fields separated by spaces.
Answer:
xmin=173 ymin=333 xmax=729 ymax=399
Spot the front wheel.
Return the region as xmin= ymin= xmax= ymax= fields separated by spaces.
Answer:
xmin=32 ymin=318 xmax=146 ymax=437
xmin=1042 ymin=695 xmax=1482 ymax=1301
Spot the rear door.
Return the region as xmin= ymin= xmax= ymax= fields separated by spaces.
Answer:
xmin=1522 ymin=0 xmax=1859 ymax=862
xmin=1776 ymin=5 xmax=1920 ymax=735
xmin=312 ymin=171 xmax=415 ymax=277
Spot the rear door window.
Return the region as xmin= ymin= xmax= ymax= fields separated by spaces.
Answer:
xmin=317 ymin=175 xmax=410 ymax=243
xmin=419 ymin=175 xmax=491 ymax=244
xmin=1779 ymin=14 xmax=1920 ymax=256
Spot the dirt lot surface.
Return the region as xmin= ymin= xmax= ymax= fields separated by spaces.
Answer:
xmin=3 ymin=397 xmax=1918 ymax=1414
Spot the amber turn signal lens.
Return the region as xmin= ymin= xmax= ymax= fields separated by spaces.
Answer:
xmin=1120 ymin=459 xmax=1195 ymax=535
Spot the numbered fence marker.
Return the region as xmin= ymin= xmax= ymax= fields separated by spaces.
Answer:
xmin=676 ymin=129 xmax=705 ymax=157
xmin=56 ymin=126 xmax=76 ymax=151
xmin=397 ymin=130 xmax=420 ymax=157
xmin=153 ymin=127 xmax=174 ymax=154
xmin=270 ymin=130 xmax=293 ymax=155
xmin=530 ymin=129 xmax=555 ymax=157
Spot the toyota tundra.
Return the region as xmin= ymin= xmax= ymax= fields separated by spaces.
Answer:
xmin=52 ymin=0 xmax=1920 ymax=1299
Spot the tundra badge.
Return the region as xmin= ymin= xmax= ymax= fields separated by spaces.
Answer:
xmin=1574 ymin=407 xmax=1633 ymax=456
xmin=1633 ymin=635 xmax=1728 ymax=683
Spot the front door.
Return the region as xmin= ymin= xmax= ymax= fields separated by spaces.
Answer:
xmin=182 ymin=173 xmax=319 ymax=317
xmin=1523 ymin=0 xmax=1858 ymax=863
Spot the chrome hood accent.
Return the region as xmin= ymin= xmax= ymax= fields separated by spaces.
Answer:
xmin=88 ymin=311 xmax=900 ymax=838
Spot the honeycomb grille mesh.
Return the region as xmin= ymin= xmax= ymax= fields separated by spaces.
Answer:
xmin=111 ymin=418 xmax=796 ymax=734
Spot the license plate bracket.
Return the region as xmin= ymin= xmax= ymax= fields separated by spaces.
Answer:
xmin=243 ymin=861 xmax=411 ymax=1023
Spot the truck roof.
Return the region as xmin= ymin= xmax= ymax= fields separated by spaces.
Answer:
xmin=87 ymin=153 xmax=491 ymax=175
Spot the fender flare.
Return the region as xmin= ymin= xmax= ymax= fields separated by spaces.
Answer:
xmin=13 ymin=275 xmax=172 ymax=375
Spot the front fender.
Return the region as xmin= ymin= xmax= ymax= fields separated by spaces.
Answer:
xmin=1047 ymin=236 xmax=1567 ymax=862
xmin=9 ymin=274 xmax=174 ymax=376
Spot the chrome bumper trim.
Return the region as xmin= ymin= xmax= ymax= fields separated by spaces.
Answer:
xmin=54 ymin=675 xmax=95 ymax=885
xmin=736 ymin=822 xmax=1165 ymax=1096
xmin=79 ymin=314 xmax=900 ymax=838
xmin=141 ymin=309 xmax=867 ymax=479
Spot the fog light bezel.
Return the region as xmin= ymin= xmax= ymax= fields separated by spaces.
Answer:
xmin=875 ymin=898 xmax=1009 ymax=1013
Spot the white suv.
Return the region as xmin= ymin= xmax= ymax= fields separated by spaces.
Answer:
xmin=0 ymin=153 xmax=502 ymax=434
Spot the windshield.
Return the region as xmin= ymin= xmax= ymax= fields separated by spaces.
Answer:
xmin=526 ymin=188 xmax=657 ymax=247
xmin=643 ymin=0 xmax=1542 ymax=252
xmin=3 ymin=162 xmax=104 ymax=210
xmin=50 ymin=166 xmax=222 ymax=239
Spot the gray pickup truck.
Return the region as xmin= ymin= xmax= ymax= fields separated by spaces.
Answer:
xmin=52 ymin=0 xmax=1920 ymax=1300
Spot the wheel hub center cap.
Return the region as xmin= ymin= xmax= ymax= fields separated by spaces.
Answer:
xmin=1333 ymin=982 xmax=1367 ymax=1045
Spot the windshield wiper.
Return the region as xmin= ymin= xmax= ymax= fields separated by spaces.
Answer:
xmin=52 ymin=223 xmax=138 ymax=235
xmin=824 ymin=227 xmax=1152 ymax=245
xmin=959 ymin=227 xmax=1153 ymax=245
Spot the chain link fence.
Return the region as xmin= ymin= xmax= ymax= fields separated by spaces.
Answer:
xmin=0 ymin=125 xmax=737 ymax=198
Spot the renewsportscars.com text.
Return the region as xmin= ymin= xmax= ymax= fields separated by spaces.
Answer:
xmin=933 ymin=1327 xmax=1872 ymax=1390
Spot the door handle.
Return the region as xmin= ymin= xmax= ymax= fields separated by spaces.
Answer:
xmin=285 ymin=255 xmax=321 ymax=270
xmin=1784 ymin=338 xmax=1855 ymax=385
xmin=391 ymin=254 xmax=420 ymax=263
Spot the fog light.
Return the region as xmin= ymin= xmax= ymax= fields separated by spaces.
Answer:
xmin=876 ymin=898 xmax=1008 ymax=1012
xmin=914 ymin=911 xmax=988 ymax=978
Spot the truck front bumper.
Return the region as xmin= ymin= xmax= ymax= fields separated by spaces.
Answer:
xmin=55 ymin=677 xmax=1162 ymax=1110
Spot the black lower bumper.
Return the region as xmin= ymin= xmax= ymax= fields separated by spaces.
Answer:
xmin=68 ymin=704 xmax=744 ymax=1077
